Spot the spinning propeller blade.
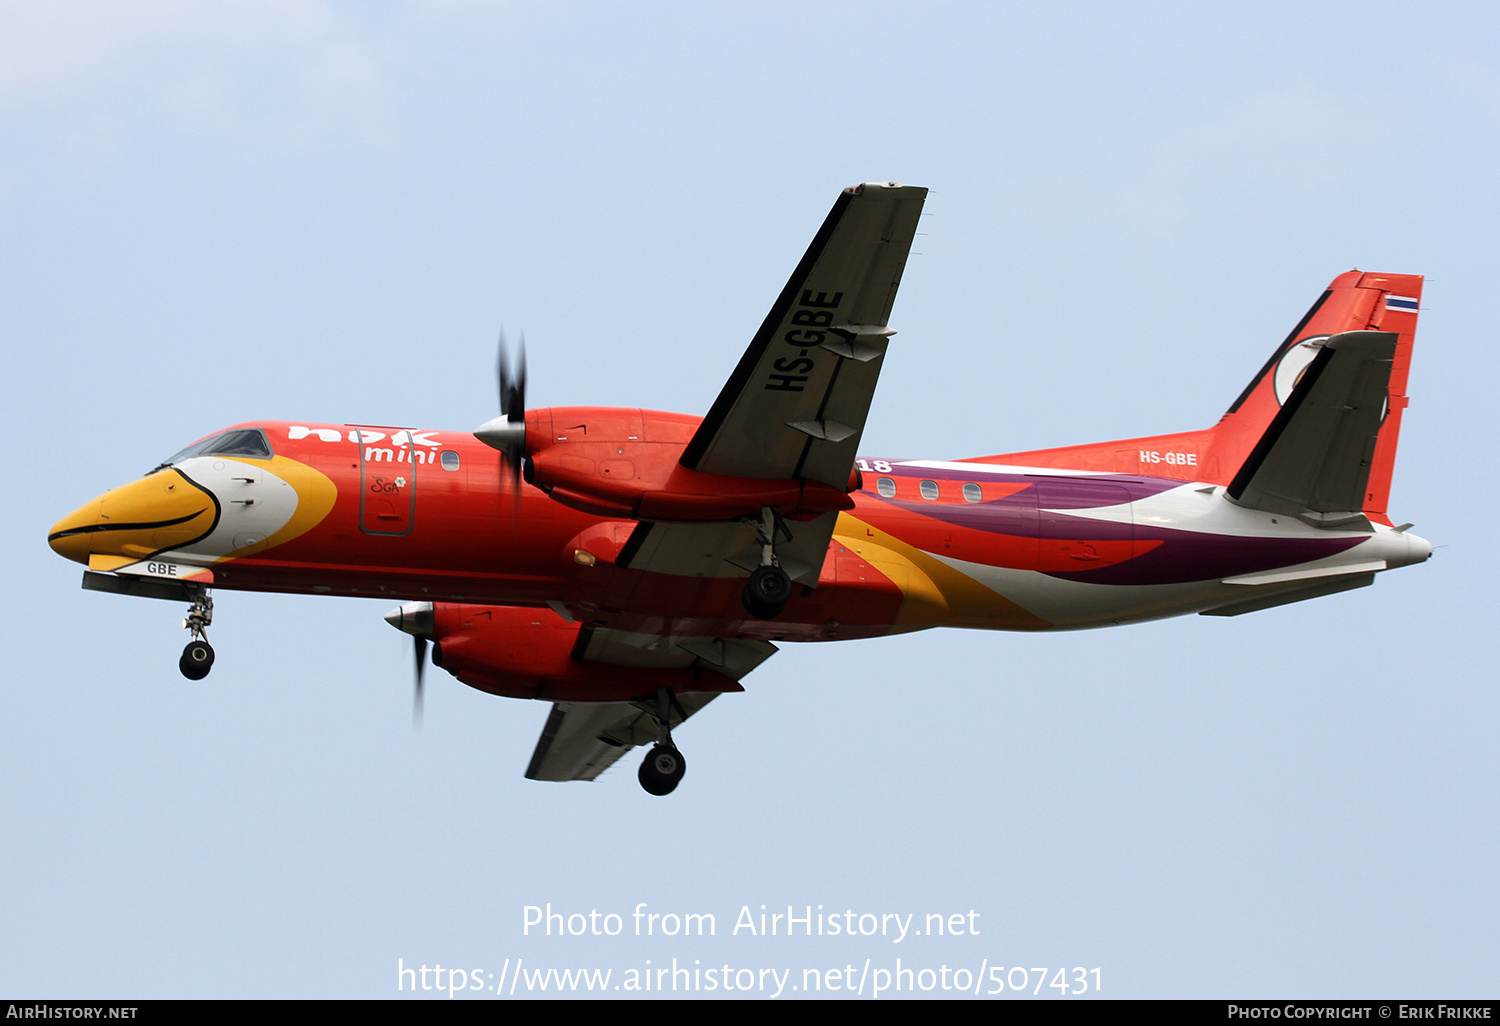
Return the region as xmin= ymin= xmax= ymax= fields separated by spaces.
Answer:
xmin=412 ymin=634 xmax=428 ymax=728
xmin=475 ymin=329 xmax=528 ymax=503
xmin=384 ymin=602 xmax=435 ymax=729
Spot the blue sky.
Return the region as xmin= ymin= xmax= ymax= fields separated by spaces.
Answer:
xmin=2 ymin=0 xmax=1495 ymax=999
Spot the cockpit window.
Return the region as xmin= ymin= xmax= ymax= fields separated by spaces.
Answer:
xmin=155 ymin=428 xmax=274 ymax=471
xmin=202 ymin=429 xmax=274 ymax=459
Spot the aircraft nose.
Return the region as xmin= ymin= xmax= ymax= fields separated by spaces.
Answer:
xmin=46 ymin=472 xmax=218 ymax=567
xmin=48 ymin=497 xmax=104 ymax=564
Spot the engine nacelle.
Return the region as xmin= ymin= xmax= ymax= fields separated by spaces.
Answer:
xmin=523 ymin=407 xmax=858 ymax=521
xmin=427 ymin=603 xmax=741 ymax=702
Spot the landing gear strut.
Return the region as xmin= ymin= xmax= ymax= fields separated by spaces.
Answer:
xmin=740 ymin=506 xmax=794 ymax=620
xmin=178 ymin=591 xmax=215 ymax=680
xmin=637 ymin=688 xmax=688 ymax=796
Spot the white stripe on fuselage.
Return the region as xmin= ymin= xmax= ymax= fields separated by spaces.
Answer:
xmin=894 ymin=460 xmax=1119 ymax=477
xmin=908 ymin=483 xmax=1421 ymax=628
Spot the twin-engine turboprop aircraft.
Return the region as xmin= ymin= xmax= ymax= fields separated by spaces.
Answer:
xmin=49 ymin=182 xmax=1432 ymax=795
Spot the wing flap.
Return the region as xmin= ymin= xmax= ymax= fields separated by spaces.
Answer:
xmin=573 ymin=624 xmax=776 ymax=677
xmin=617 ymin=511 xmax=838 ymax=586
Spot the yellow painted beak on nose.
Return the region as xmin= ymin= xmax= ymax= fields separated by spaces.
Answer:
xmin=48 ymin=470 xmax=219 ymax=566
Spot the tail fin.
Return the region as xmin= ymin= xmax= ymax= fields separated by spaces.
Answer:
xmin=973 ymin=270 xmax=1422 ymax=522
xmin=1209 ymin=271 xmax=1421 ymax=522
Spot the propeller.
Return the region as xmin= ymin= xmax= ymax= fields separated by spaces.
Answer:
xmin=384 ymin=602 xmax=434 ymax=729
xmin=474 ymin=330 xmax=528 ymax=496
xmin=412 ymin=634 xmax=428 ymax=728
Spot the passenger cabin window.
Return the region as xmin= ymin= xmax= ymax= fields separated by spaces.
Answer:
xmin=440 ymin=450 xmax=461 ymax=471
xmin=876 ymin=477 xmax=896 ymax=498
xmin=963 ymin=482 xmax=983 ymax=503
xmin=919 ymin=480 xmax=939 ymax=501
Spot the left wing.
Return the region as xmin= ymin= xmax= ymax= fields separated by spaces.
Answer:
xmin=678 ymin=181 xmax=927 ymax=489
xmin=622 ymin=182 xmax=925 ymax=585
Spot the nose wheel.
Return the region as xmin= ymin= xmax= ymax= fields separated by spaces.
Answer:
xmin=179 ymin=639 xmax=215 ymax=680
xmin=179 ymin=591 xmax=215 ymax=680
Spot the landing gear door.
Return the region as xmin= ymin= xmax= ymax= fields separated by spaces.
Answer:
xmin=355 ymin=427 xmax=416 ymax=536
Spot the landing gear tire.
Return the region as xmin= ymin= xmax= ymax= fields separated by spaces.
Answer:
xmin=741 ymin=565 xmax=792 ymax=619
xmin=638 ymin=744 xmax=686 ymax=796
xmin=179 ymin=640 xmax=215 ymax=680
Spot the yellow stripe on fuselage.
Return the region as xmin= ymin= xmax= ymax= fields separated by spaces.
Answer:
xmin=834 ymin=512 xmax=1051 ymax=630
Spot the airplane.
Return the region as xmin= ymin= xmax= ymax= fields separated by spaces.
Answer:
xmin=47 ymin=182 xmax=1433 ymax=796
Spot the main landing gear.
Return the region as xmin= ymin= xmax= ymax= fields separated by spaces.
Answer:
xmin=638 ymin=688 xmax=688 ymax=796
xmin=178 ymin=592 xmax=215 ymax=680
xmin=740 ymin=506 xmax=794 ymax=620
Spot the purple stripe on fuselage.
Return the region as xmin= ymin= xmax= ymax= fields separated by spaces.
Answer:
xmin=867 ymin=462 xmax=1184 ymax=505
xmin=866 ymin=477 xmax=1370 ymax=585
xmin=882 ymin=493 xmax=1041 ymax=536
xmin=1044 ymin=528 xmax=1367 ymax=586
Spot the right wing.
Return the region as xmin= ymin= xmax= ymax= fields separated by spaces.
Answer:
xmin=524 ymin=627 xmax=777 ymax=782
xmin=528 ymin=184 xmax=930 ymax=781
xmin=524 ymin=692 xmax=719 ymax=782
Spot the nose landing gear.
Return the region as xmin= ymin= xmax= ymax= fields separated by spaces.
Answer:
xmin=178 ymin=592 xmax=215 ymax=680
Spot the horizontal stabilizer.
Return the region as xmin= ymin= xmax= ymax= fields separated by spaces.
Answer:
xmin=1227 ymin=331 xmax=1397 ymax=527
xmin=1200 ymin=572 xmax=1375 ymax=617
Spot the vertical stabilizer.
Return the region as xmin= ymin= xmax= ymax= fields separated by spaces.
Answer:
xmin=969 ymin=271 xmax=1422 ymax=518
xmin=1211 ymin=271 xmax=1421 ymax=521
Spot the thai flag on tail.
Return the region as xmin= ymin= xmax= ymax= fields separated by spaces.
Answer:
xmin=1385 ymin=294 xmax=1419 ymax=313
